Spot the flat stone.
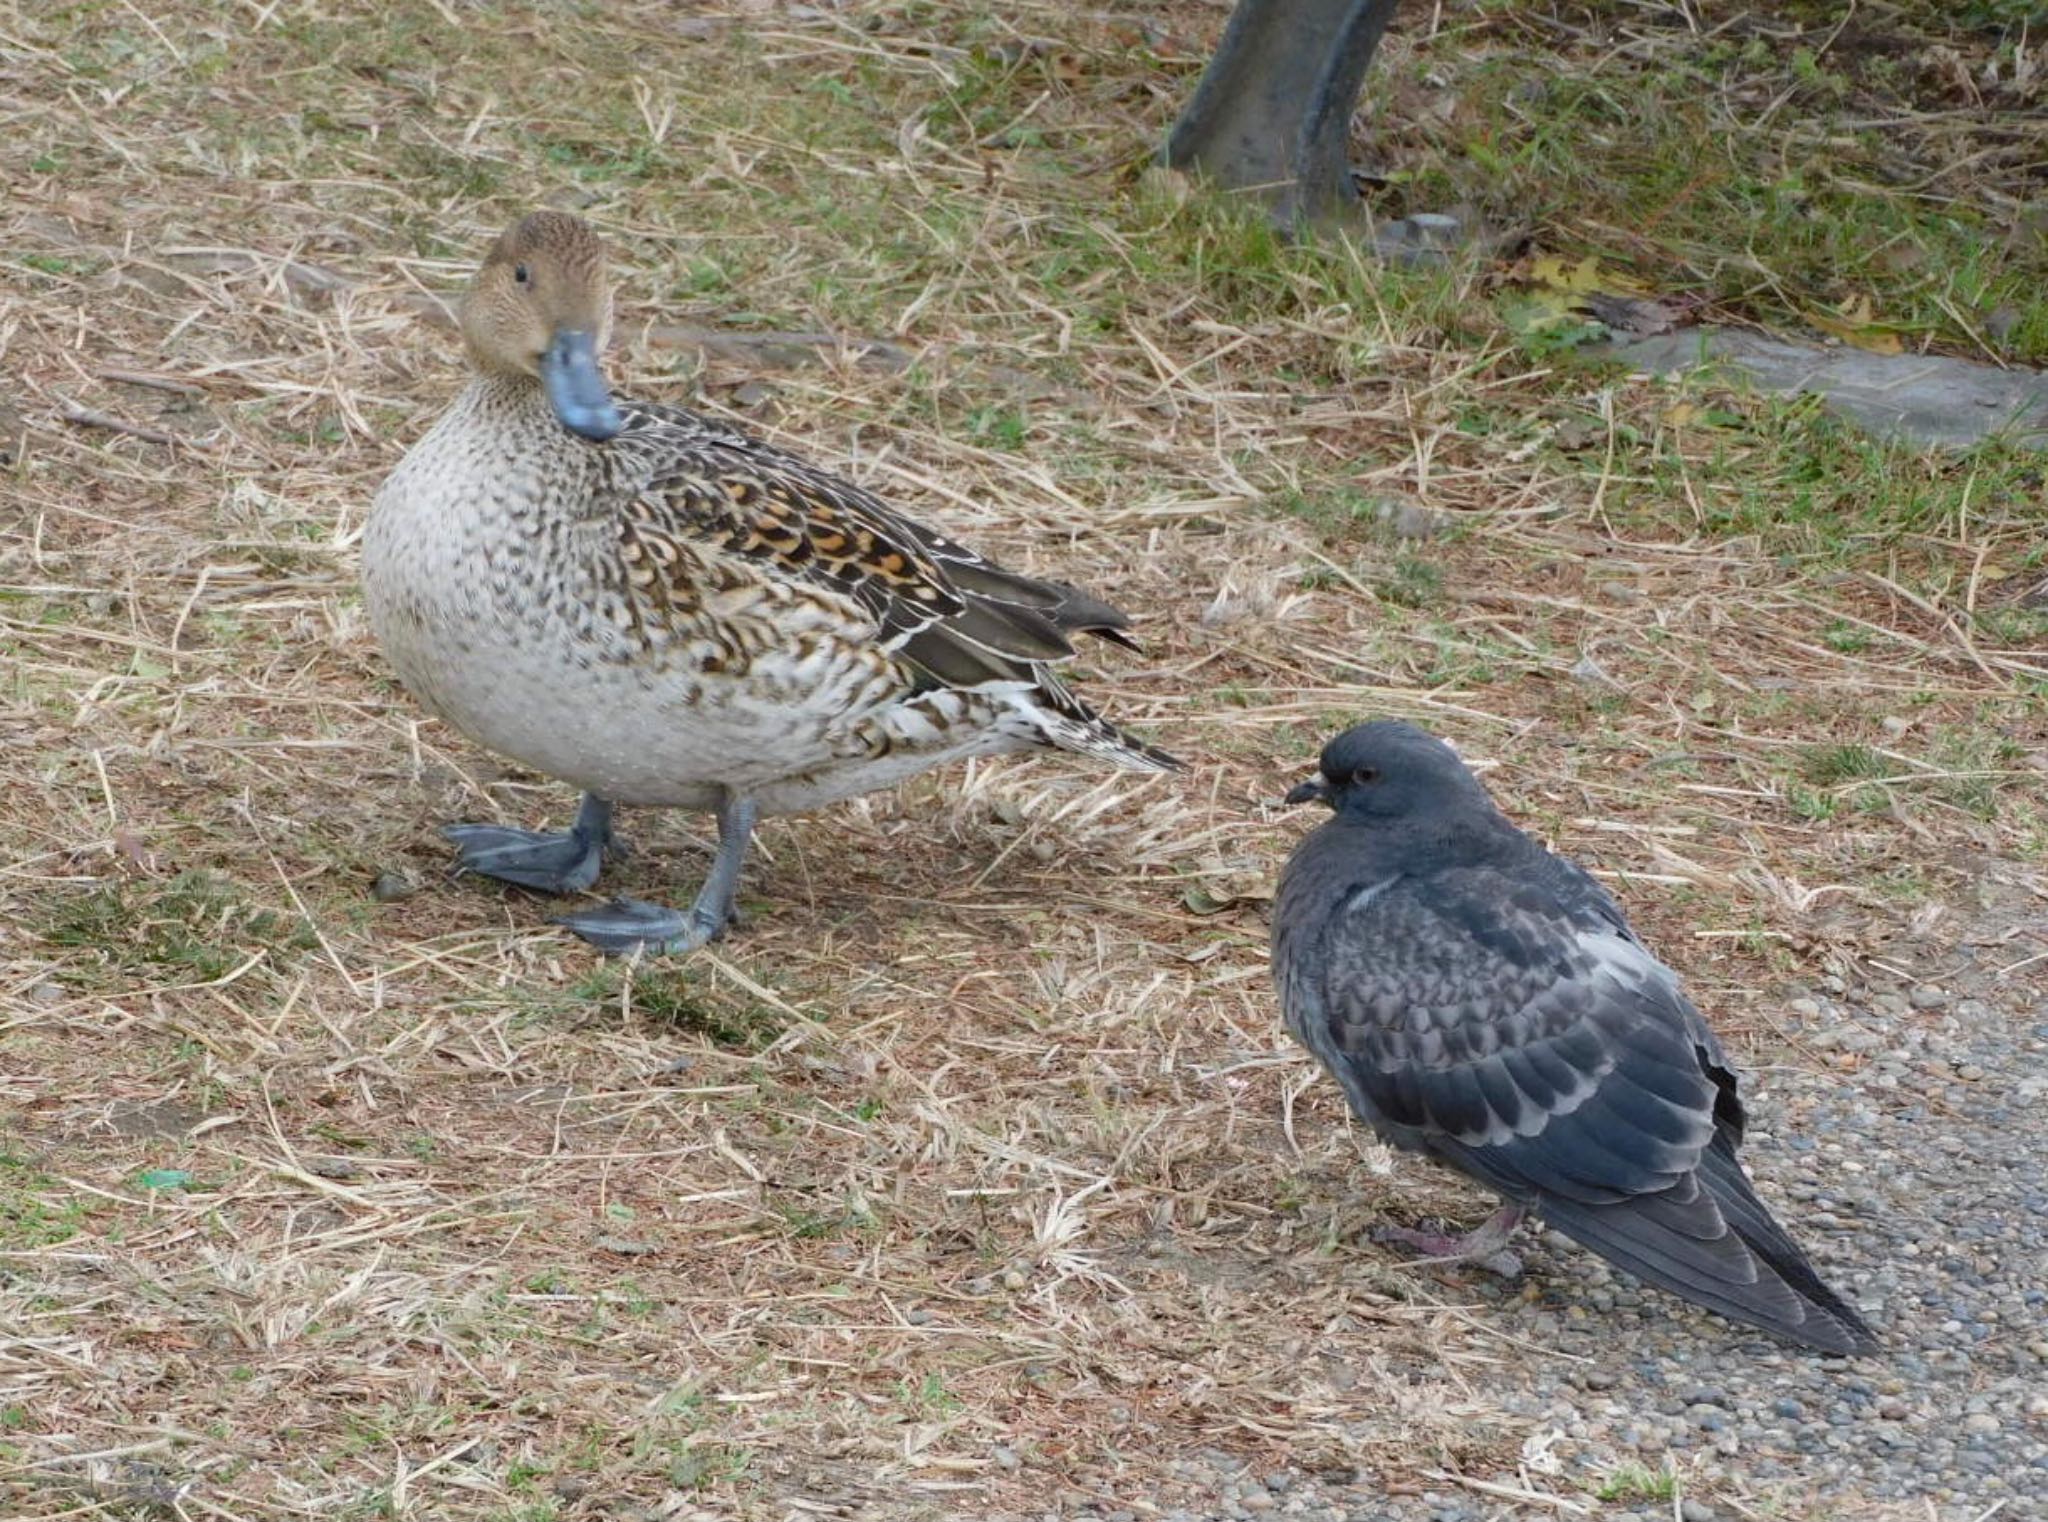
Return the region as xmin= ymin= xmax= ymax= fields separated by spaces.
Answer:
xmin=1603 ymin=328 xmax=2048 ymax=451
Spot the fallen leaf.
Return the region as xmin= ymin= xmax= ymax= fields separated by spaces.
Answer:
xmin=1530 ymin=254 xmax=1608 ymax=293
xmin=1808 ymin=294 xmax=1906 ymax=354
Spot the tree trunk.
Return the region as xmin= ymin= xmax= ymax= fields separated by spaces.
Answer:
xmin=1163 ymin=0 xmax=1400 ymax=228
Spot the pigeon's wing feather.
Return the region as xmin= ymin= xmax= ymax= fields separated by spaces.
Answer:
xmin=1277 ymin=836 xmax=1874 ymax=1352
xmin=1298 ymin=857 xmax=1723 ymax=1201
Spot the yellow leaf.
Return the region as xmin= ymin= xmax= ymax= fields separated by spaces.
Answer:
xmin=1503 ymin=288 xmax=1594 ymax=337
xmin=1530 ymin=255 xmax=1607 ymax=293
xmin=1808 ymin=295 xmax=1906 ymax=354
xmin=1528 ymin=253 xmax=1650 ymax=297
xmin=1662 ymin=401 xmax=1701 ymax=427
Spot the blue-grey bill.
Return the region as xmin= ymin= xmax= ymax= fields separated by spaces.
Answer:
xmin=542 ymin=329 xmax=624 ymax=442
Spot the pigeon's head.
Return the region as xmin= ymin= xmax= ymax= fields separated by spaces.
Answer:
xmin=1285 ymin=720 xmax=1490 ymax=819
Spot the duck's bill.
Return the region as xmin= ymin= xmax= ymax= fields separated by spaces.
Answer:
xmin=1284 ymin=777 xmax=1329 ymax=807
xmin=542 ymin=329 xmax=624 ymax=442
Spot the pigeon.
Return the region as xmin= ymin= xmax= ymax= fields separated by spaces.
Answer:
xmin=1270 ymin=719 xmax=1878 ymax=1354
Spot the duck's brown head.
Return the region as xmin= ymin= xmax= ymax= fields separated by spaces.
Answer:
xmin=460 ymin=211 xmax=623 ymax=442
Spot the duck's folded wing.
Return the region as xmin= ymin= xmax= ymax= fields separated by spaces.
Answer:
xmin=614 ymin=418 xmax=1138 ymax=689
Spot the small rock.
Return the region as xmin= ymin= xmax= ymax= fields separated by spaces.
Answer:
xmin=1680 ymin=1501 xmax=1718 ymax=1522
xmin=1963 ymin=1413 xmax=2000 ymax=1435
xmin=1909 ymin=985 xmax=1948 ymax=1010
xmin=593 ymin=1236 xmax=658 ymax=1256
xmin=370 ymin=870 xmax=417 ymax=903
xmin=991 ymin=1446 xmax=1020 ymax=1471
xmin=1552 ymin=416 xmax=1603 ymax=451
xmin=1372 ymin=210 xmax=1469 ymax=266
xmin=1372 ymin=497 xmax=1446 ymax=540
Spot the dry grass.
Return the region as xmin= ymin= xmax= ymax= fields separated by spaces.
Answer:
xmin=2 ymin=3 xmax=2045 ymax=1520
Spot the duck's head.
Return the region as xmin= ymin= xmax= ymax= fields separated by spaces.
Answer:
xmin=461 ymin=211 xmax=624 ymax=443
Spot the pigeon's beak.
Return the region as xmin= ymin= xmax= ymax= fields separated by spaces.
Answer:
xmin=541 ymin=328 xmax=624 ymax=442
xmin=1284 ymin=776 xmax=1330 ymax=808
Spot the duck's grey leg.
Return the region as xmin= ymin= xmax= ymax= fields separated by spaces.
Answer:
xmin=1372 ymin=1202 xmax=1528 ymax=1279
xmin=553 ymin=792 xmax=759 ymax=956
xmin=443 ymin=793 xmax=615 ymax=894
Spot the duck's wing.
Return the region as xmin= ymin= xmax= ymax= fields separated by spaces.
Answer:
xmin=608 ymin=403 xmax=1172 ymax=760
xmin=1284 ymin=847 xmax=1873 ymax=1351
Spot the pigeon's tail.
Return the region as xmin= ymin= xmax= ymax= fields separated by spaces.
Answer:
xmin=1532 ymin=1142 xmax=1878 ymax=1355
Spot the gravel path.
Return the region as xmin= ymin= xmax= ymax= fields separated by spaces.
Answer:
xmin=1026 ymin=905 xmax=2048 ymax=1522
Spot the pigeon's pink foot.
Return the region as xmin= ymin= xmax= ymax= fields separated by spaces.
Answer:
xmin=1373 ymin=1202 xmax=1528 ymax=1279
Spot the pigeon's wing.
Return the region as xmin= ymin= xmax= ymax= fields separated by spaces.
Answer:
xmin=1282 ymin=847 xmax=1874 ymax=1352
xmin=1299 ymin=856 xmax=1725 ymax=1204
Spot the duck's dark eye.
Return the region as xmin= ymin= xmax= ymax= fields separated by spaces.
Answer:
xmin=513 ymin=263 xmax=531 ymax=285
xmin=1353 ymin=766 xmax=1380 ymax=785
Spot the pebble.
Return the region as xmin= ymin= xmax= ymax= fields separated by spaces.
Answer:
xmin=1371 ymin=497 xmax=1447 ymax=540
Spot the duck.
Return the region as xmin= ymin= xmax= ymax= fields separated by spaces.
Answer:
xmin=362 ymin=211 xmax=1178 ymax=955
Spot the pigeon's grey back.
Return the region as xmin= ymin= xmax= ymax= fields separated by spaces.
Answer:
xmin=1272 ymin=721 xmax=1876 ymax=1354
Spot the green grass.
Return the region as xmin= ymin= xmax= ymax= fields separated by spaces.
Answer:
xmin=43 ymin=870 xmax=313 ymax=982
xmin=0 ymin=1153 xmax=89 ymax=1250
xmin=564 ymin=963 xmax=788 ymax=1050
xmin=1380 ymin=6 xmax=2048 ymax=365
xmin=1594 ymin=1460 xmax=1680 ymax=1502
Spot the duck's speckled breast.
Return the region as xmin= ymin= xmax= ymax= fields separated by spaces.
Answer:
xmin=362 ymin=382 xmax=1002 ymax=809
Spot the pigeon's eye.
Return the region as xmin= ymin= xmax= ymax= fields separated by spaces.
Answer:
xmin=1353 ymin=766 xmax=1380 ymax=785
xmin=513 ymin=263 xmax=531 ymax=286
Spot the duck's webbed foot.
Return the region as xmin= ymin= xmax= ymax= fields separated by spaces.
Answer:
xmin=444 ymin=793 xmax=615 ymax=895
xmin=1372 ymin=1202 xmax=1529 ymax=1279
xmin=552 ymin=793 xmax=759 ymax=957
xmin=552 ymin=896 xmax=730 ymax=956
